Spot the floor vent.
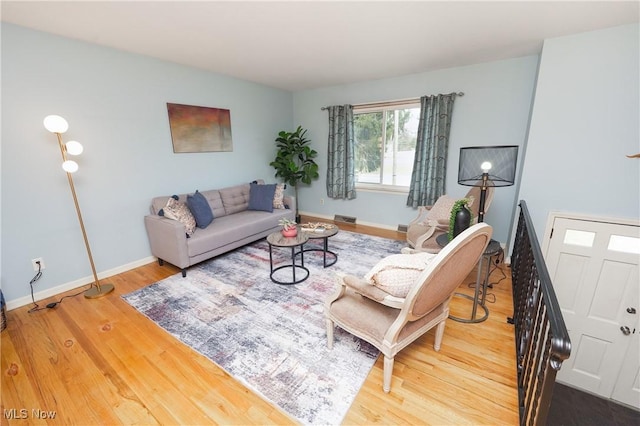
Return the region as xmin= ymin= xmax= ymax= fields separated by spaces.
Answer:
xmin=397 ymin=224 xmax=408 ymax=233
xmin=334 ymin=214 xmax=357 ymax=224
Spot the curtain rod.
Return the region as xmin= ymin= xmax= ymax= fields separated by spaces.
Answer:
xmin=321 ymin=92 xmax=464 ymax=110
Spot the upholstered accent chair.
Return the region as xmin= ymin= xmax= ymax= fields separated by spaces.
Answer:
xmin=405 ymin=184 xmax=495 ymax=253
xmin=324 ymin=223 xmax=492 ymax=392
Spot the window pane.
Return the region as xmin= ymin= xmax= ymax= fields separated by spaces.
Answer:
xmin=354 ymin=112 xmax=383 ymax=184
xmin=608 ymin=235 xmax=640 ymax=254
xmin=563 ymin=229 xmax=595 ymax=247
xmin=354 ymin=106 xmax=419 ymax=188
xmin=386 ymin=108 xmax=418 ymax=186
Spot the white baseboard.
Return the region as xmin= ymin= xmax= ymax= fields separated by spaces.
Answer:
xmin=299 ymin=211 xmax=399 ymax=231
xmin=499 ymin=242 xmax=511 ymax=266
xmin=6 ymin=256 xmax=157 ymax=311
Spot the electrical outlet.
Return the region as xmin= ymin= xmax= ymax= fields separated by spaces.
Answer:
xmin=320 ymin=198 xmax=325 ymax=205
xmin=31 ymin=258 xmax=45 ymax=271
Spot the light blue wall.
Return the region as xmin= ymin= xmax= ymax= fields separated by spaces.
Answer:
xmin=1 ymin=24 xmax=292 ymax=303
xmin=518 ymin=23 xmax=639 ymax=242
xmin=293 ymin=56 xmax=539 ymax=246
xmin=5 ymin=21 xmax=635 ymax=307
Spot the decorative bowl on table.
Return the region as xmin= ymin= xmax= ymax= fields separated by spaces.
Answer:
xmin=281 ymin=227 xmax=298 ymax=238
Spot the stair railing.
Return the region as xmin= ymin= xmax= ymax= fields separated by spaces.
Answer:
xmin=509 ymin=200 xmax=571 ymax=425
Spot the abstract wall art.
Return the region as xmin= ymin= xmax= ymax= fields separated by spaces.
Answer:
xmin=167 ymin=103 xmax=233 ymax=153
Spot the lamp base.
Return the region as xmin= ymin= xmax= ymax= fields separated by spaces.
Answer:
xmin=84 ymin=283 xmax=115 ymax=299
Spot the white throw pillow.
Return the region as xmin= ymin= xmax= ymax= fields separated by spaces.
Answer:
xmin=365 ymin=252 xmax=437 ymax=298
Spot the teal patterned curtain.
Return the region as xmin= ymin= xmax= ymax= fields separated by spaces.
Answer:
xmin=406 ymin=94 xmax=458 ymax=208
xmin=326 ymin=105 xmax=356 ymax=199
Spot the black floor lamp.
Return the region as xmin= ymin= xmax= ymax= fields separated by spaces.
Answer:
xmin=457 ymin=145 xmax=519 ymax=222
xmin=448 ymin=145 xmax=519 ymax=324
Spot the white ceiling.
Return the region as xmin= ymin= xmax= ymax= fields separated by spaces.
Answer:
xmin=2 ymin=1 xmax=638 ymax=91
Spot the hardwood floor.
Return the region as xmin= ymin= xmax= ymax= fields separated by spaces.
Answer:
xmin=1 ymin=218 xmax=519 ymax=425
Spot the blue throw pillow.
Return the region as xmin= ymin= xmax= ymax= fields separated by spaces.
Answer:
xmin=248 ymin=183 xmax=276 ymax=212
xmin=187 ymin=190 xmax=214 ymax=229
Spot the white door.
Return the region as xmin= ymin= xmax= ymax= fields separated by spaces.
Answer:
xmin=543 ymin=215 xmax=639 ymax=407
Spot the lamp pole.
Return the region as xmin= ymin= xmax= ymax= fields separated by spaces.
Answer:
xmin=477 ymin=161 xmax=492 ymax=223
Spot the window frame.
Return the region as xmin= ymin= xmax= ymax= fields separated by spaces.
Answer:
xmin=353 ymin=100 xmax=421 ymax=193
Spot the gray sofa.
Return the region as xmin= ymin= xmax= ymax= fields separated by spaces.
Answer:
xmin=144 ymin=180 xmax=295 ymax=277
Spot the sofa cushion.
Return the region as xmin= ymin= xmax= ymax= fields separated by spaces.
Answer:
xmin=197 ymin=189 xmax=225 ymax=219
xmin=160 ymin=196 xmax=196 ymax=236
xmin=248 ymin=183 xmax=276 ymax=212
xmin=219 ymin=183 xmax=251 ymax=215
xmin=187 ymin=190 xmax=214 ymax=229
xmin=186 ymin=209 xmax=292 ymax=257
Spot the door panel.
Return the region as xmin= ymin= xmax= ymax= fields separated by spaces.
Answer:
xmin=612 ymin=333 xmax=640 ymax=408
xmin=553 ymin=253 xmax=588 ymax=313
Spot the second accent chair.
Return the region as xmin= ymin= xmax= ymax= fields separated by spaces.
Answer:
xmin=324 ymin=223 xmax=493 ymax=392
xmin=405 ymin=184 xmax=495 ymax=253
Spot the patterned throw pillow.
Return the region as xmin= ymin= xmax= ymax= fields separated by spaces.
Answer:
xmin=160 ymin=196 xmax=196 ymax=236
xmin=364 ymin=252 xmax=437 ymax=298
xmin=273 ymin=183 xmax=286 ymax=209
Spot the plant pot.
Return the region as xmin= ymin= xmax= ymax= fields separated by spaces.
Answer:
xmin=281 ymin=227 xmax=297 ymax=238
xmin=453 ymin=206 xmax=471 ymax=238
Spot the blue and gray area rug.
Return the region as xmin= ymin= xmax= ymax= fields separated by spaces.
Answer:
xmin=123 ymin=230 xmax=406 ymax=425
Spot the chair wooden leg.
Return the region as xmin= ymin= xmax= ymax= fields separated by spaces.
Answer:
xmin=434 ymin=320 xmax=446 ymax=351
xmin=325 ymin=318 xmax=334 ymax=349
xmin=383 ymin=355 xmax=394 ymax=393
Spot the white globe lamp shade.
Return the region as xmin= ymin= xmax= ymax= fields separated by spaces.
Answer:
xmin=62 ymin=160 xmax=79 ymax=173
xmin=43 ymin=115 xmax=69 ymax=133
xmin=65 ymin=140 xmax=83 ymax=155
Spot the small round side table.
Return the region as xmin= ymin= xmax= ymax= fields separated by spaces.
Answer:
xmin=298 ymin=225 xmax=339 ymax=267
xmin=266 ymin=231 xmax=309 ymax=285
xmin=437 ymin=234 xmax=502 ymax=323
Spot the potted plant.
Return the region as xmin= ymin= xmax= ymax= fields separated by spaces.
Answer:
xmin=270 ymin=126 xmax=319 ymax=222
xmin=448 ymin=198 xmax=473 ymax=241
xmin=278 ymin=218 xmax=297 ymax=238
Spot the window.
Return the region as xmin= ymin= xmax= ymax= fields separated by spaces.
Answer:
xmin=563 ymin=229 xmax=596 ymax=248
xmin=608 ymin=234 xmax=640 ymax=254
xmin=353 ymin=101 xmax=420 ymax=192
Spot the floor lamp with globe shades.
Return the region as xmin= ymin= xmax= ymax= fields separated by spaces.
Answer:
xmin=43 ymin=115 xmax=115 ymax=299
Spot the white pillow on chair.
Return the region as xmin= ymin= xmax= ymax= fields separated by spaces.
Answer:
xmin=365 ymin=252 xmax=437 ymax=298
xmin=421 ymin=195 xmax=456 ymax=226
